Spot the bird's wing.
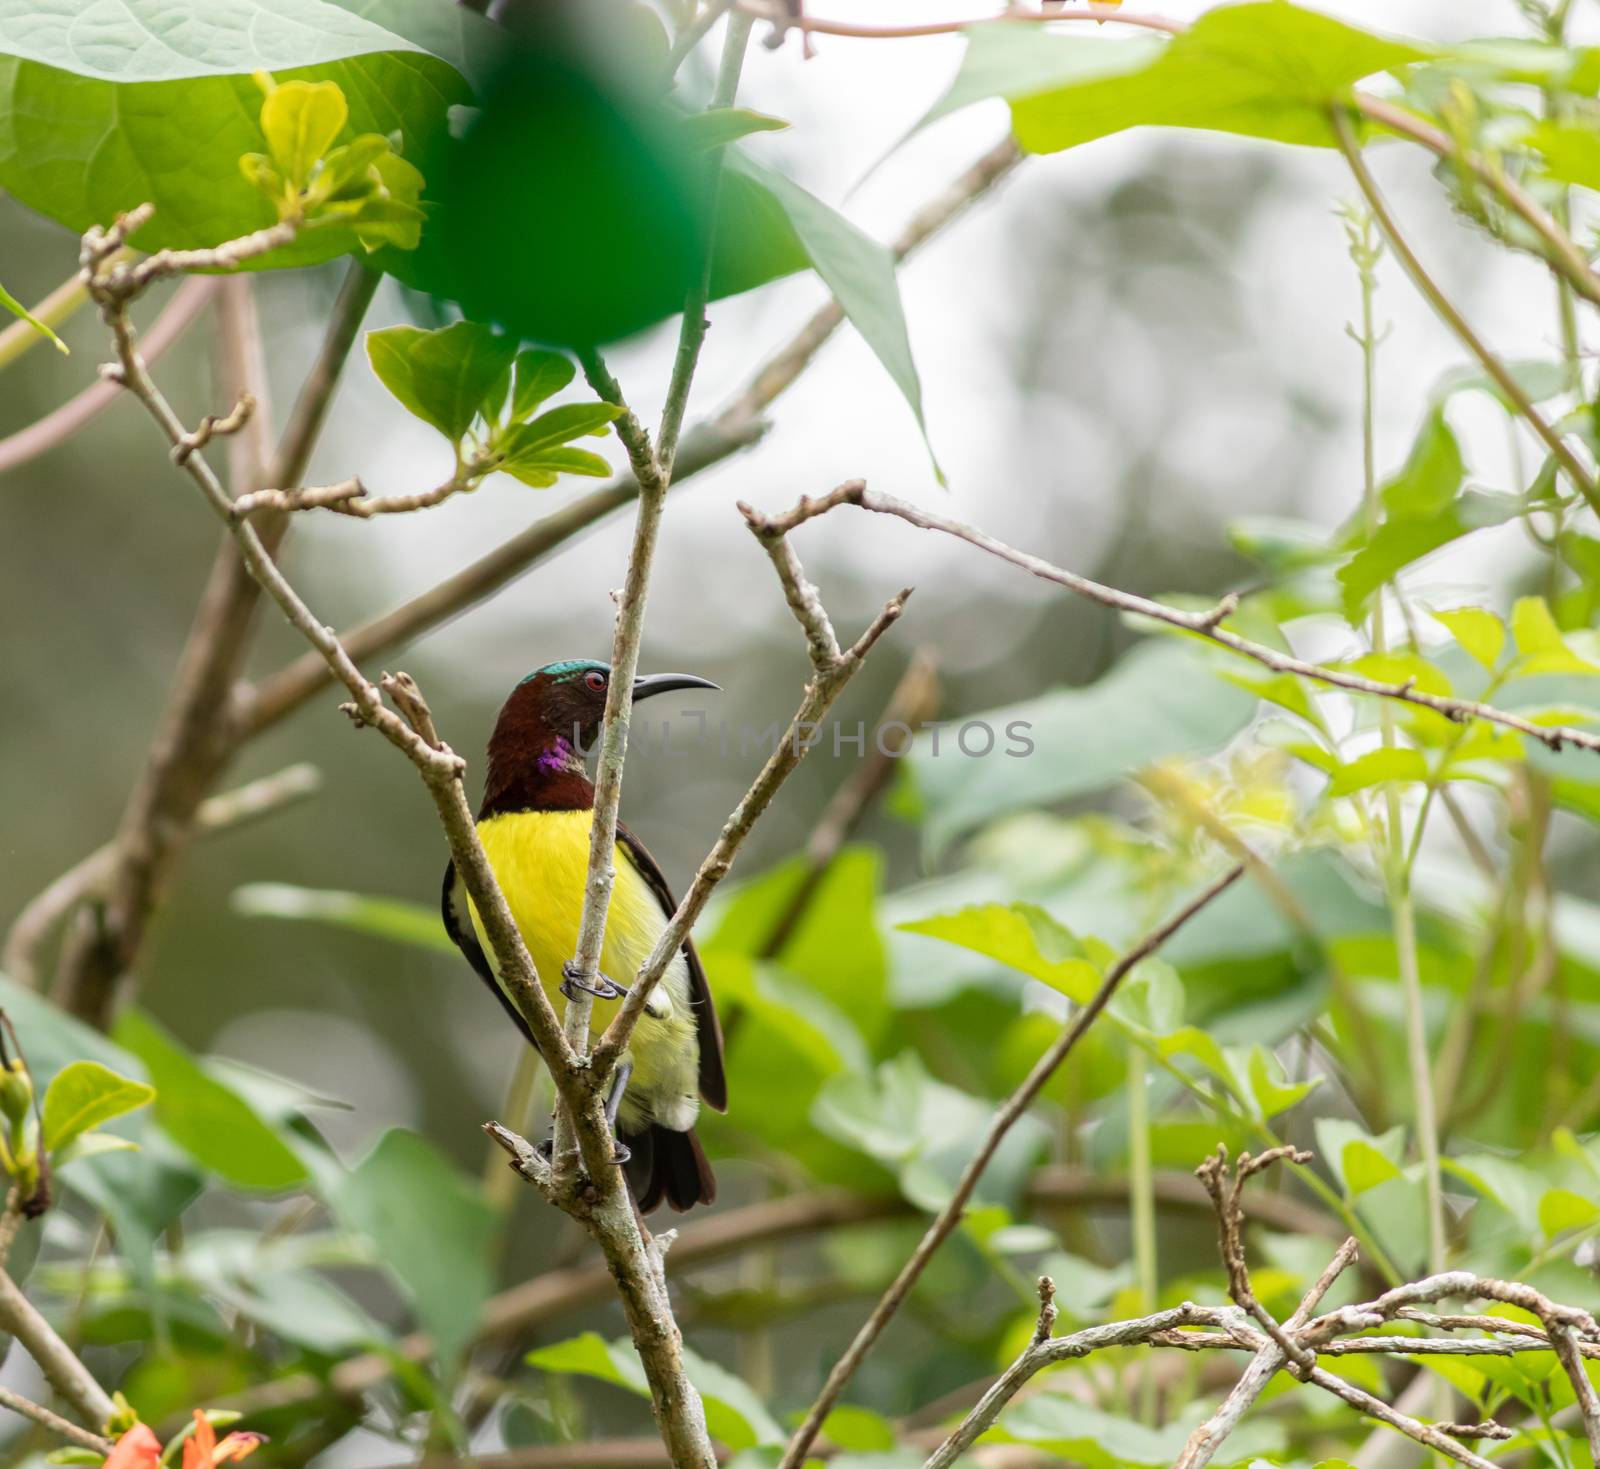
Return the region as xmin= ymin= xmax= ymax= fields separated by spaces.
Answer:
xmin=440 ymin=858 xmax=541 ymax=1052
xmin=616 ymin=822 xmax=727 ymax=1113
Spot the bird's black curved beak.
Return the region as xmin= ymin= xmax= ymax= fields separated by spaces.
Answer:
xmin=631 ymin=672 xmax=720 ymax=702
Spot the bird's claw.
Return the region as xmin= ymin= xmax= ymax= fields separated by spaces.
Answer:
xmin=611 ymin=1141 xmax=632 ymax=1166
xmin=561 ymin=960 xmax=626 ymax=1002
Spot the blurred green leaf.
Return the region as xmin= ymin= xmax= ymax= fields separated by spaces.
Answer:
xmin=822 ymin=1406 xmax=897 ymax=1453
xmin=907 ymin=640 xmax=1256 ymax=856
xmin=1009 ymin=3 xmax=1428 ymax=154
xmin=1429 ymin=606 xmax=1506 ymax=673
xmin=1338 ymin=493 xmax=1519 ymax=623
xmin=898 ymin=903 xmax=1101 ymax=1003
xmin=530 ymin=1332 xmax=782 ymax=1450
xmin=334 ymin=1128 xmax=496 ymax=1365
xmin=1538 ymin=1187 xmax=1600 ymax=1238
xmin=1326 ymin=748 xmax=1428 ymax=796
xmin=40 ymin=1061 xmax=154 ymax=1153
xmin=367 ymin=321 xmax=519 ymax=444
xmin=233 ymin=882 xmax=456 ymax=952
xmin=115 ymin=1010 xmax=307 ymax=1192
xmin=681 ymin=107 xmax=790 ymax=150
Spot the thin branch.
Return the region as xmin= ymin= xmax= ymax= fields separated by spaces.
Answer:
xmin=811 ymin=483 xmax=1600 ymax=756
xmin=777 ymin=863 xmax=1246 ymax=1469
xmin=1331 ymin=105 xmax=1600 ymax=515
xmin=229 ymin=472 xmax=481 ymax=520
xmin=0 ymin=277 xmax=216 ymax=478
xmin=51 ymin=248 xmax=376 ymax=1024
xmin=589 ymin=518 xmax=911 ymax=1072
xmin=2 ymin=763 xmax=319 ymax=989
xmin=760 ymin=647 xmax=939 ymax=957
xmin=239 ymin=133 xmax=1021 ymax=737
xmin=0 ymin=1258 xmax=114 ymax=1428
xmin=559 ymin=18 xmax=756 ymax=1171
xmin=735 ymin=3 xmax=1183 ymax=39
xmin=0 ymin=1382 xmax=112 ymax=1455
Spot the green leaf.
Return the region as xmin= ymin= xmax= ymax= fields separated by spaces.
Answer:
xmin=1539 ymin=1187 xmax=1600 ymax=1238
xmin=40 ymin=1062 xmax=154 ymax=1153
xmin=233 ymin=883 xmax=456 ymax=953
xmin=1382 ymin=406 xmax=1464 ymax=518
xmin=367 ymin=322 xmax=519 ymax=444
xmin=1531 ymin=119 xmax=1600 ymax=192
xmin=1343 ymin=1139 xmax=1402 ymax=1194
xmin=1009 ymin=2 xmax=1429 ymax=154
xmin=509 ymin=350 xmax=577 ymax=422
xmin=723 ymin=152 xmax=938 ymax=478
xmin=0 ymin=0 xmax=464 ymax=265
xmin=334 ymin=1129 xmax=496 ymax=1365
xmin=529 ymin=1333 xmax=782 ymax=1450
xmin=1247 ymin=1045 xmax=1319 ymax=1119
xmin=681 ymin=107 xmax=790 ymax=151
xmin=498 ymin=446 xmax=614 ymax=489
xmin=1326 ymin=748 xmax=1428 ymax=796
xmin=499 ymin=402 xmax=621 ymax=454
xmin=261 ymin=78 xmax=348 ymax=191
xmin=898 ymin=903 xmax=1101 ymax=1003
xmin=822 ymin=1407 xmax=897 ymax=1453
xmin=114 ymin=1011 xmax=308 ymax=1192
xmin=1430 ymin=606 xmax=1506 ymax=673
xmin=1338 ymin=492 xmax=1521 ymax=623
xmin=1509 ymin=595 xmax=1600 ymax=674
xmin=0 ymin=279 xmax=66 ymax=354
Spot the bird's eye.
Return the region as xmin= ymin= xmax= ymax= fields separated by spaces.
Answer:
xmin=584 ymin=670 xmax=607 ymax=692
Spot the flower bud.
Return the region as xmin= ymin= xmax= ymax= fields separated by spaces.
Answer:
xmin=0 ymin=1059 xmax=32 ymax=1126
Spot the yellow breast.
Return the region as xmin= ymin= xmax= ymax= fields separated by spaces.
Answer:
xmin=467 ymin=811 xmax=701 ymax=1132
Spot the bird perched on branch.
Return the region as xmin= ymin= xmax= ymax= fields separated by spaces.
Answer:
xmin=442 ymin=659 xmax=726 ymax=1212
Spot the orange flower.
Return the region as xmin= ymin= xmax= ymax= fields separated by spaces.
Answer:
xmin=103 ymin=1424 xmax=160 ymax=1469
xmin=180 ymin=1412 xmax=265 ymax=1469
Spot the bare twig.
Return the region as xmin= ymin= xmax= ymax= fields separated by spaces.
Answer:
xmin=778 ymin=864 xmax=1246 ymax=1469
xmin=0 ymin=1258 xmax=114 ymax=1428
xmin=229 ymin=473 xmax=482 ymax=520
xmin=808 ymin=483 xmax=1600 ymax=756
xmin=0 ymin=1382 xmax=112 ymax=1455
xmin=588 ymin=493 xmax=912 ymax=1076
xmin=734 ymin=3 xmax=1183 ymax=39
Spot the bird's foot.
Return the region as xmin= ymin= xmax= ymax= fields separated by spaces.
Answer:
xmin=611 ymin=1141 xmax=632 ymax=1166
xmin=561 ymin=960 xmax=626 ymax=1003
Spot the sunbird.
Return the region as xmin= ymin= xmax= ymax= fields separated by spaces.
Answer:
xmin=441 ymin=659 xmax=726 ymax=1212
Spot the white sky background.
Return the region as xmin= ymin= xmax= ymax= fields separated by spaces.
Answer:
xmin=287 ymin=0 xmax=1592 ymax=717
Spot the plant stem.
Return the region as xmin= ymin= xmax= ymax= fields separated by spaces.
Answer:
xmin=1127 ymin=1043 xmax=1159 ymax=1421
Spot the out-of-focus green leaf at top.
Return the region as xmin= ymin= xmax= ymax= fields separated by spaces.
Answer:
xmin=114 ymin=1010 xmax=308 ymax=1192
xmin=40 ymin=1061 xmax=154 ymax=1153
xmin=1006 ymin=3 xmax=1429 ymax=154
xmin=0 ymin=0 xmax=464 ymax=262
xmin=1511 ymin=595 xmax=1600 ymax=676
xmin=907 ymin=639 xmax=1257 ymax=856
xmin=334 ymin=1128 xmax=496 ymax=1366
xmin=233 ymin=882 xmax=457 ymax=953
xmin=898 ymin=903 xmax=1102 ymax=1003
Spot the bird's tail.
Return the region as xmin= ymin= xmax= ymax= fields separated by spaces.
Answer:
xmin=621 ymin=1124 xmax=717 ymax=1213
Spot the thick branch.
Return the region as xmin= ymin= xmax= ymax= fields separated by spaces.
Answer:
xmin=0 ymin=1260 xmax=114 ymax=1429
xmin=777 ymin=864 xmax=1246 ymax=1469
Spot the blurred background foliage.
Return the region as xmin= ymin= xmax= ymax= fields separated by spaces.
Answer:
xmin=5 ymin=0 xmax=1600 ymax=1466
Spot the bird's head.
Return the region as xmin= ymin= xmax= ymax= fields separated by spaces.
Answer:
xmin=495 ymin=658 xmax=720 ymax=762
